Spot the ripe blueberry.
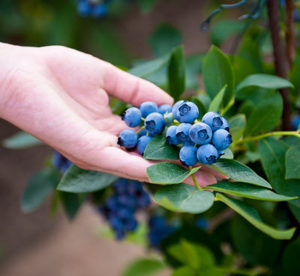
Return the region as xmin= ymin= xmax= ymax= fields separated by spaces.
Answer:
xmin=212 ymin=129 xmax=232 ymax=151
xmin=173 ymin=101 xmax=199 ymax=123
xmin=166 ymin=126 xmax=178 ymax=145
xmin=118 ymin=129 xmax=138 ymax=149
xmin=122 ymin=107 xmax=142 ymax=127
xmin=176 ymin=123 xmax=192 ymax=143
xmin=158 ymin=104 xmax=172 ymax=115
xmin=92 ymin=3 xmax=107 ymax=18
xmin=197 ymin=144 xmax=219 ymax=165
xmin=202 ymin=112 xmax=224 ymax=131
xmin=139 ymin=101 xmax=158 ymax=118
xmin=179 ymin=145 xmax=198 ymax=166
xmin=144 ymin=112 xmax=165 ymax=136
xmin=220 ymin=117 xmax=230 ymax=131
xmin=189 ymin=122 xmax=212 ymax=145
xmin=77 ymin=0 xmax=92 ymax=16
xmin=292 ymin=115 xmax=300 ymax=130
xmin=137 ymin=135 xmax=152 ymax=155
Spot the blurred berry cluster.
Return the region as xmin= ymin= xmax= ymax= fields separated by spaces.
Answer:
xmin=52 ymin=151 xmax=73 ymax=173
xmin=118 ymin=100 xmax=232 ymax=166
xmin=100 ymin=178 xmax=151 ymax=240
xmin=147 ymin=215 xmax=177 ymax=249
xmin=77 ymin=0 xmax=112 ymax=18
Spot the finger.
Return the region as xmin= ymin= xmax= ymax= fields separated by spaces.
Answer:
xmin=102 ymin=62 xmax=174 ymax=106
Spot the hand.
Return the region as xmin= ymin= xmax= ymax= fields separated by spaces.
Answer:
xmin=0 ymin=43 xmax=219 ymax=185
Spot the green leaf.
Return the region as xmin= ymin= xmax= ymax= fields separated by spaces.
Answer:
xmin=57 ymin=165 xmax=118 ymax=193
xmin=216 ymin=193 xmax=296 ymax=240
xmin=59 ymin=192 xmax=84 ymax=220
xmin=236 ymin=74 xmax=294 ymax=92
xmin=154 ymin=184 xmax=214 ymax=213
xmin=211 ymin=159 xmax=271 ymax=188
xmin=285 ymin=145 xmax=300 ymax=179
xmin=259 ymin=138 xmax=300 ymax=221
xmin=21 ymin=168 xmax=60 ymax=213
xmin=168 ymin=240 xmax=215 ymax=269
xmin=185 ymin=53 xmax=203 ymax=90
xmin=172 ymin=266 xmax=197 ymax=276
xmin=231 ymin=216 xmax=282 ymax=266
xmin=149 ymin=23 xmax=182 ymax=56
xmin=244 ymin=90 xmax=283 ymax=136
xmin=210 ymin=19 xmax=245 ymax=46
xmin=167 ymin=46 xmax=186 ymax=100
xmin=208 ymin=85 xmax=227 ymax=113
xmin=3 ymin=131 xmax=43 ymax=149
xmin=129 ymin=54 xmax=170 ymax=79
xmin=220 ymin=148 xmax=233 ymax=159
xmin=282 ymin=237 xmax=300 ymax=275
xmin=122 ymin=258 xmax=166 ymax=276
xmin=207 ymin=181 xmax=297 ymax=201
xmin=147 ymin=163 xmax=200 ymax=184
xmin=137 ymin=0 xmax=157 ymax=13
xmin=228 ymin=114 xmax=246 ymax=143
xmin=144 ymin=135 xmax=179 ymax=160
xmin=203 ymin=45 xmax=234 ymax=108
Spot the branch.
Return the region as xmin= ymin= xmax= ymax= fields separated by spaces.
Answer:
xmin=266 ymin=0 xmax=291 ymax=130
xmin=285 ymin=0 xmax=295 ymax=68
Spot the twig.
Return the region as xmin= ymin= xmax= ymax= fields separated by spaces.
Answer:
xmin=285 ymin=0 xmax=295 ymax=68
xmin=266 ymin=0 xmax=291 ymax=130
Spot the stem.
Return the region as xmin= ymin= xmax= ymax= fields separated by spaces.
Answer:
xmin=136 ymin=126 xmax=145 ymax=134
xmin=266 ymin=0 xmax=291 ymax=130
xmin=285 ymin=0 xmax=295 ymax=68
xmin=189 ymin=166 xmax=202 ymax=190
xmin=234 ymin=130 xmax=300 ymax=145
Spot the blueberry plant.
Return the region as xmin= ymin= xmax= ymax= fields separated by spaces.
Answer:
xmin=3 ymin=0 xmax=300 ymax=275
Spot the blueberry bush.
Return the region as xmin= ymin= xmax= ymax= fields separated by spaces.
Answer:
xmin=3 ymin=0 xmax=300 ymax=275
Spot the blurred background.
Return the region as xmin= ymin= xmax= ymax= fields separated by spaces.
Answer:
xmin=0 ymin=0 xmax=217 ymax=275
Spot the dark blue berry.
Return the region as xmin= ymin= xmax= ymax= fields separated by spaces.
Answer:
xmin=179 ymin=145 xmax=198 ymax=166
xmin=202 ymin=112 xmax=224 ymax=131
xmin=144 ymin=112 xmax=165 ymax=136
xmin=176 ymin=123 xmax=192 ymax=143
xmin=139 ymin=102 xmax=158 ymax=118
xmin=122 ymin=107 xmax=142 ymax=127
xmin=212 ymin=129 xmax=232 ymax=151
xmin=137 ymin=135 xmax=152 ymax=155
xmin=197 ymin=144 xmax=219 ymax=165
xmin=166 ymin=126 xmax=178 ymax=145
xmin=158 ymin=104 xmax=172 ymax=115
xmin=118 ymin=129 xmax=138 ymax=149
xmin=189 ymin=122 xmax=212 ymax=145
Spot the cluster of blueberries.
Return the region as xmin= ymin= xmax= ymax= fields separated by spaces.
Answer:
xmin=52 ymin=151 xmax=73 ymax=174
xmin=100 ymin=178 xmax=151 ymax=240
xmin=118 ymin=100 xmax=232 ymax=166
xmin=77 ymin=0 xmax=111 ymax=18
xmin=147 ymin=215 xmax=177 ymax=249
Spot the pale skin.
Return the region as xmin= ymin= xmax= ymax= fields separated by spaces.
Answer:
xmin=0 ymin=43 xmax=222 ymax=186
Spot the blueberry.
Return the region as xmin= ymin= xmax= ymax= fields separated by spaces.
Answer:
xmin=189 ymin=122 xmax=212 ymax=145
xmin=122 ymin=107 xmax=142 ymax=127
xmin=176 ymin=123 xmax=192 ymax=143
xmin=144 ymin=112 xmax=165 ymax=136
xmin=202 ymin=112 xmax=224 ymax=131
xmin=197 ymin=144 xmax=219 ymax=165
xmin=179 ymin=145 xmax=198 ymax=166
xmin=137 ymin=193 xmax=151 ymax=208
xmin=212 ymin=129 xmax=232 ymax=151
xmin=139 ymin=102 xmax=158 ymax=118
xmin=118 ymin=129 xmax=138 ymax=149
xmin=52 ymin=151 xmax=73 ymax=173
xmin=158 ymin=104 xmax=172 ymax=114
xmin=125 ymin=217 xmax=138 ymax=232
xmin=92 ymin=3 xmax=107 ymax=18
xmin=137 ymin=135 xmax=152 ymax=155
xmin=166 ymin=126 xmax=178 ymax=145
xmin=292 ymin=115 xmax=300 ymax=130
xmin=172 ymin=100 xmax=184 ymax=121
xmin=196 ymin=219 xmax=209 ymax=230
xmin=113 ymin=178 xmax=128 ymax=194
xmin=173 ymin=101 xmax=199 ymax=123
xmin=220 ymin=117 xmax=230 ymax=131
xmin=77 ymin=0 xmax=92 ymax=16
xmin=137 ymin=128 xmax=147 ymax=138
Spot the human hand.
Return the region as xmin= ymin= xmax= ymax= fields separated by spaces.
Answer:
xmin=0 ymin=43 xmax=219 ymax=185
